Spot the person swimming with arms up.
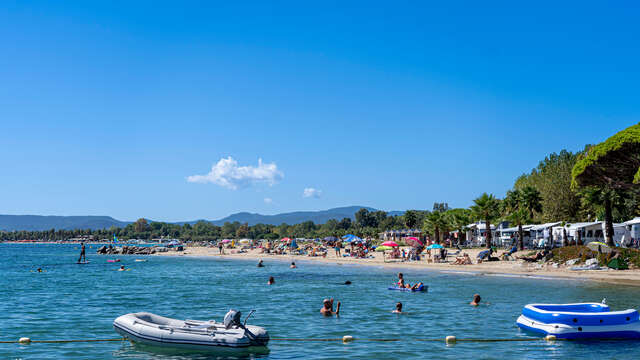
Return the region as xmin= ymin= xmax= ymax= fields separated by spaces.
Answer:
xmin=320 ymin=298 xmax=340 ymax=316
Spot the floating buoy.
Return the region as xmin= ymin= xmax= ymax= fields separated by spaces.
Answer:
xmin=342 ymin=335 xmax=354 ymax=343
xmin=445 ymin=335 xmax=456 ymax=344
xmin=545 ymin=335 xmax=557 ymax=341
xmin=19 ymin=337 xmax=31 ymax=344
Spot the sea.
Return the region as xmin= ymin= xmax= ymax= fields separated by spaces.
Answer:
xmin=2 ymin=243 xmax=640 ymax=359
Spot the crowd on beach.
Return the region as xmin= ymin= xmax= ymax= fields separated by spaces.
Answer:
xmin=211 ymin=236 xmax=535 ymax=267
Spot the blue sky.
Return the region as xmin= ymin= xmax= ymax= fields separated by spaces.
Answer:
xmin=1 ymin=1 xmax=638 ymax=222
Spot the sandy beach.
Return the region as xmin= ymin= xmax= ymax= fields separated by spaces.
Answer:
xmin=155 ymin=245 xmax=640 ymax=286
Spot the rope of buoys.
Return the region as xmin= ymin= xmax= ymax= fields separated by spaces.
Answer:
xmin=1 ymin=335 xmax=561 ymax=345
xmin=272 ymin=335 xmax=561 ymax=343
xmin=0 ymin=338 xmax=125 ymax=344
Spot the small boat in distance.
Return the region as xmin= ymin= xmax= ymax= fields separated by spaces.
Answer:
xmin=517 ymin=302 xmax=640 ymax=339
xmin=113 ymin=310 xmax=269 ymax=350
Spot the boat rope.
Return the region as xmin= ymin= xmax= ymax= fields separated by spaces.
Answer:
xmin=2 ymin=336 xmax=563 ymax=345
xmin=0 ymin=338 xmax=125 ymax=344
xmin=271 ymin=337 xmax=560 ymax=343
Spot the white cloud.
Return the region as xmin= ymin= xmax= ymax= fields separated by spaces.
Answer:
xmin=187 ymin=157 xmax=284 ymax=190
xmin=303 ymin=187 xmax=322 ymax=198
xmin=264 ymin=197 xmax=273 ymax=204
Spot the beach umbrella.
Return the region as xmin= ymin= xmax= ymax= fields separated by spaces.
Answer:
xmin=587 ymin=241 xmax=612 ymax=253
xmin=381 ymin=241 xmax=399 ymax=247
xmin=221 ymin=239 xmax=231 ymax=244
xmin=376 ymin=245 xmax=393 ymax=252
xmin=405 ymin=237 xmax=423 ymax=247
xmin=344 ymin=235 xmax=363 ymax=243
xmin=426 ymin=243 xmax=443 ymax=249
xmin=281 ymin=237 xmax=291 ymax=242
xmin=324 ymin=236 xmax=339 ymax=242
xmin=290 ymin=238 xmax=298 ymax=249
xmin=342 ymin=234 xmax=355 ymax=240
xmin=239 ymin=239 xmax=251 ymax=244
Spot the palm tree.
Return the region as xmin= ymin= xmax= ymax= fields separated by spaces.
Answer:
xmin=580 ymin=187 xmax=623 ymax=246
xmin=503 ymin=190 xmax=524 ymax=250
xmin=423 ymin=211 xmax=448 ymax=244
xmin=520 ymin=186 xmax=543 ymax=221
xmin=446 ymin=208 xmax=471 ymax=247
xmin=470 ymin=193 xmax=501 ymax=248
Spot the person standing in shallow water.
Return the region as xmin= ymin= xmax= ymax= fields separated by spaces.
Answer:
xmin=78 ymin=242 xmax=86 ymax=263
xmin=320 ymin=298 xmax=340 ymax=316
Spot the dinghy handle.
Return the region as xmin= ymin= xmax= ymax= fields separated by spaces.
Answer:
xmin=243 ymin=310 xmax=256 ymax=327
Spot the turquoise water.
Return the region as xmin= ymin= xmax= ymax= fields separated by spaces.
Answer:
xmin=2 ymin=243 xmax=640 ymax=359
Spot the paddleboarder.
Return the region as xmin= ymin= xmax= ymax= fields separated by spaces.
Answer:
xmin=77 ymin=242 xmax=86 ymax=263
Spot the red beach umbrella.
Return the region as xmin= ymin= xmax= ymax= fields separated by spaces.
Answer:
xmin=405 ymin=237 xmax=423 ymax=247
xmin=381 ymin=241 xmax=399 ymax=247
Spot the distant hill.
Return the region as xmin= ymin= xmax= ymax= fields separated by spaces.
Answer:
xmin=0 ymin=215 xmax=129 ymax=231
xmin=0 ymin=206 xmax=406 ymax=231
xmin=208 ymin=206 xmax=380 ymax=226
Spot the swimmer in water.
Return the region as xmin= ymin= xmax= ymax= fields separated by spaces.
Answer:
xmin=392 ymin=302 xmax=403 ymax=313
xmin=320 ymin=298 xmax=340 ymax=316
xmin=257 ymin=260 xmax=264 ymax=267
xmin=268 ymin=276 xmax=275 ymax=285
xmin=470 ymin=294 xmax=481 ymax=306
xmin=343 ymin=280 xmax=352 ymax=285
xmin=37 ymin=268 xmax=43 ymax=273
xmin=118 ymin=265 xmax=126 ymax=271
xmin=290 ymin=262 xmax=296 ymax=269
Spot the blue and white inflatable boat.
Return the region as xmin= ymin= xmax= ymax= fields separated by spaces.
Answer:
xmin=516 ymin=303 xmax=640 ymax=339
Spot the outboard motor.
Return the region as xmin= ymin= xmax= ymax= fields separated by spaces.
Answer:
xmin=224 ymin=309 xmax=242 ymax=329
